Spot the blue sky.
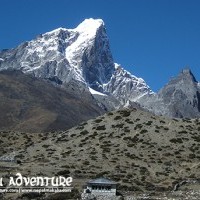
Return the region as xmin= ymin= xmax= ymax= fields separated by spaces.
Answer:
xmin=1 ymin=0 xmax=200 ymax=91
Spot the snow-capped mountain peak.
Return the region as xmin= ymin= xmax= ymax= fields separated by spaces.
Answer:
xmin=0 ymin=18 xmax=114 ymax=85
xmin=74 ymin=18 xmax=104 ymax=34
xmin=0 ymin=18 xmax=153 ymax=110
xmin=65 ymin=18 xmax=106 ymax=70
xmin=0 ymin=19 xmax=200 ymax=118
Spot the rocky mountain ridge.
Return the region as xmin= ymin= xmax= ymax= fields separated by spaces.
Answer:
xmin=139 ymin=69 xmax=200 ymax=118
xmin=0 ymin=18 xmax=200 ymax=118
xmin=0 ymin=70 xmax=103 ymax=132
xmin=104 ymin=63 xmax=154 ymax=105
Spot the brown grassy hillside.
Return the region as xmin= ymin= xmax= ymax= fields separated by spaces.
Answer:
xmin=0 ymin=70 xmax=103 ymax=132
xmin=0 ymin=108 xmax=200 ymax=199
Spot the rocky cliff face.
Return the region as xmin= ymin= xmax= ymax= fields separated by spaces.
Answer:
xmin=139 ymin=69 xmax=200 ymax=118
xmin=104 ymin=63 xmax=153 ymax=105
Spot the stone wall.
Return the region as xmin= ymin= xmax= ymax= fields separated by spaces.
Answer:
xmin=81 ymin=193 xmax=122 ymax=200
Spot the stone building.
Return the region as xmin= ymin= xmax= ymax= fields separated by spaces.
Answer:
xmin=83 ymin=177 xmax=117 ymax=197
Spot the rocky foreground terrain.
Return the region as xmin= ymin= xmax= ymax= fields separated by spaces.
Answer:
xmin=0 ymin=108 xmax=200 ymax=199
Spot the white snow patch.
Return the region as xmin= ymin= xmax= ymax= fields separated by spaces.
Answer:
xmin=43 ymin=27 xmax=68 ymax=36
xmin=114 ymin=63 xmax=121 ymax=69
xmin=75 ymin=18 xmax=104 ymax=35
xmin=124 ymin=100 xmax=131 ymax=108
xmin=65 ymin=18 xmax=103 ymax=66
xmin=89 ymin=87 xmax=107 ymax=96
xmin=0 ymin=58 xmax=4 ymax=61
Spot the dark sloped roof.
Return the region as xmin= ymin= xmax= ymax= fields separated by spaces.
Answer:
xmin=87 ymin=177 xmax=116 ymax=185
